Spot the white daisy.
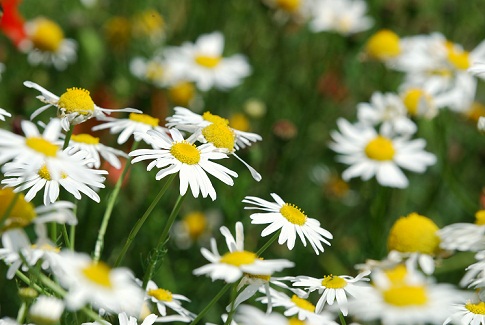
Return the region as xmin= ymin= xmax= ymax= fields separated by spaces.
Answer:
xmin=308 ymin=0 xmax=373 ymax=35
xmin=62 ymin=133 xmax=127 ymax=169
xmin=439 ymin=210 xmax=485 ymax=252
xmin=92 ymin=112 xmax=169 ymax=145
xmin=129 ymin=128 xmax=237 ymax=201
xmin=329 ymin=118 xmax=436 ymax=188
xmin=242 ymin=193 xmax=333 ymax=255
xmin=118 ymin=313 xmax=158 ymax=325
xmin=357 ymin=92 xmax=417 ymax=135
xmin=469 ymin=62 xmax=485 ymax=76
xmin=24 ymin=81 xmax=141 ymax=131
xmin=445 ymin=301 xmax=485 ymax=325
xmin=235 ymin=304 xmax=334 ymax=325
xmin=130 ymin=55 xmax=177 ymax=88
xmin=53 ymin=251 xmax=144 ymax=315
xmin=292 ymin=270 xmax=371 ymax=315
xmin=29 ymin=296 xmax=65 ymax=325
xmin=21 ymin=17 xmax=77 ymax=70
xmin=460 ymin=251 xmax=485 ymax=289
xmin=165 ymin=31 xmax=251 ymax=91
xmin=0 ymin=108 xmax=11 ymax=121
xmin=261 ymin=0 xmax=314 ymax=24
xmin=193 ymin=222 xmax=294 ymax=283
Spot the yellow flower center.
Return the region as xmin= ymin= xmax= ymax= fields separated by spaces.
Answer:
xmin=71 ymin=134 xmax=100 ymax=145
xmin=364 ymin=136 xmax=395 ymax=161
xmin=170 ymin=141 xmax=200 ymax=165
xmin=321 ymin=275 xmax=347 ymax=289
xmin=402 ymin=88 xmax=432 ymax=116
xmin=132 ymin=9 xmax=165 ymax=37
xmin=145 ymin=61 xmax=165 ymax=81
xmin=280 ymin=203 xmax=307 ymax=226
xmin=25 ymin=137 xmax=59 ymax=157
xmin=38 ymin=165 xmax=67 ymax=181
xmin=365 ymin=29 xmax=401 ymax=60
xmin=168 ymin=81 xmax=195 ymax=106
xmin=202 ymin=123 xmax=235 ymax=151
xmin=30 ymin=18 xmax=64 ymax=52
xmin=466 ymin=301 xmax=485 ymax=315
xmin=290 ymin=295 xmax=315 ymax=312
xmin=129 ymin=113 xmax=159 ymax=127
xmin=288 ymin=318 xmax=305 ymax=325
xmin=31 ymin=243 xmax=60 ymax=253
xmin=445 ymin=42 xmax=471 ymax=70
xmin=229 ymin=113 xmax=250 ymax=132
xmin=148 ymin=288 xmax=173 ymax=302
xmin=475 ymin=210 xmax=485 ymax=225
xmin=244 ymin=273 xmax=271 ymax=281
xmin=58 ymin=88 xmax=95 ymax=115
xmin=387 ymin=212 xmax=440 ymax=255
xmin=0 ymin=188 xmax=36 ymax=230
xmin=202 ymin=111 xmax=229 ymax=125
xmin=182 ymin=211 xmax=207 ymax=239
xmin=194 ymin=55 xmax=221 ymax=68
xmin=383 ymin=264 xmax=408 ymax=285
xmin=81 ymin=262 xmax=113 ymax=288
xmin=382 ymin=285 xmax=427 ymax=306
xmin=276 ymin=0 xmax=301 ymax=12
xmin=220 ymin=250 xmax=257 ymax=266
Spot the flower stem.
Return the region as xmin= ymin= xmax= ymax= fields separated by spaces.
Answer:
xmin=114 ymin=173 xmax=176 ymax=267
xmin=16 ymin=302 xmax=28 ymax=324
xmin=189 ymin=283 xmax=231 ymax=325
xmin=339 ymin=312 xmax=347 ymax=325
xmin=142 ymin=193 xmax=185 ymax=289
xmin=61 ymin=224 xmax=71 ymax=248
xmin=0 ymin=191 xmax=20 ymax=230
xmin=256 ymin=231 xmax=280 ymax=256
xmin=62 ymin=126 xmax=74 ymax=150
xmin=224 ymin=284 xmax=238 ymax=325
xmin=93 ymin=142 xmax=138 ymax=263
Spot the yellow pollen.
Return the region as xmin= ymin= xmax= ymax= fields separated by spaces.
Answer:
xmin=321 ymin=275 xmax=347 ymax=289
xmin=220 ymin=250 xmax=257 ymax=266
xmin=58 ymin=87 xmax=95 ymax=115
xmin=466 ymin=301 xmax=485 ymax=315
xmin=244 ymin=273 xmax=271 ymax=282
xmin=445 ymin=42 xmax=470 ymax=70
xmin=170 ymin=141 xmax=200 ymax=165
xmin=81 ymin=262 xmax=113 ymax=288
xmin=0 ymin=188 xmax=36 ymax=230
xmin=475 ymin=210 xmax=485 ymax=225
xmin=276 ymin=0 xmax=301 ymax=12
xmin=202 ymin=111 xmax=229 ymax=125
xmin=168 ymin=82 xmax=195 ymax=107
xmin=364 ymin=136 xmax=395 ymax=161
xmin=402 ymin=88 xmax=432 ymax=116
xmin=194 ymin=55 xmax=222 ymax=68
xmin=30 ymin=18 xmax=64 ymax=52
xmin=182 ymin=211 xmax=207 ymax=239
xmin=148 ymin=288 xmax=173 ymax=302
xmin=129 ymin=113 xmax=159 ymax=127
xmin=288 ymin=318 xmax=305 ymax=325
xmin=365 ymin=29 xmax=401 ymax=60
xmin=280 ymin=203 xmax=307 ymax=226
xmin=387 ymin=212 xmax=440 ymax=255
xmin=71 ymin=134 xmax=100 ymax=145
xmin=290 ymin=295 xmax=315 ymax=312
xmin=383 ymin=264 xmax=408 ymax=285
xmin=202 ymin=123 xmax=235 ymax=151
xmin=382 ymin=284 xmax=427 ymax=306
xmin=25 ymin=137 xmax=59 ymax=157
xmin=229 ymin=113 xmax=250 ymax=132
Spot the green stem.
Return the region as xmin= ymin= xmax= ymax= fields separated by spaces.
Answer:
xmin=62 ymin=127 xmax=74 ymax=150
xmin=16 ymin=302 xmax=28 ymax=324
xmin=61 ymin=224 xmax=71 ymax=248
xmin=93 ymin=142 xmax=138 ymax=263
xmin=189 ymin=283 xmax=231 ymax=325
xmin=114 ymin=173 xmax=176 ymax=267
xmin=70 ymin=224 xmax=76 ymax=250
xmin=339 ymin=312 xmax=347 ymax=325
xmin=224 ymin=284 xmax=238 ymax=325
xmin=0 ymin=191 xmax=20 ymax=230
xmin=50 ymin=223 xmax=57 ymax=244
xmin=256 ymin=231 xmax=280 ymax=256
xmin=142 ymin=194 xmax=185 ymax=289
xmin=15 ymin=270 xmax=45 ymax=294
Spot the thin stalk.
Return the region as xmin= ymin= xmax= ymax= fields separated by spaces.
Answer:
xmin=61 ymin=224 xmax=71 ymax=248
xmin=93 ymin=142 xmax=138 ymax=263
xmin=142 ymin=194 xmax=185 ymax=289
xmin=0 ymin=191 xmax=20 ymax=230
xmin=114 ymin=173 xmax=176 ymax=267
xmin=62 ymin=127 xmax=74 ymax=150
xmin=339 ymin=312 xmax=347 ymax=325
xmin=16 ymin=302 xmax=28 ymax=324
xmin=70 ymin=224 xmax=76 ymax=250
xmin=15 ymin=270 xmax=45 ymax=294
xmin=189 ymin=283 xmax=231 ymax=325
xmin=224 ymin=284 xmax=238 ymax=325
xmin=256 ymin=231 xmax=280 ymax=256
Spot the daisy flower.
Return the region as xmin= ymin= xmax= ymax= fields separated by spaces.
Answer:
xmin=118 ymin=313 xmax=157 ymax=325
xmin=29 ymin=296 xmax=65 ymax=325
xmin=242 ymin=193 xmax=333 ymax=255
xmin=165 ymin=31 xmax=251 ymax=91
xmin=445 ymin=301 xmax=485 ymax=325
xmin=193 ymin=222 xmax=294 ymax=283
xmin=357 ymin=92 xmax=417 ymax=135
xmin=235 ymin=304 xmax=335 ymax=325
xmin=459 ymin=251 xmax=485 ymax=289
xmin=0 ymin=108 xmax=11 ymax=121
xmin=308 ymin=0 xmax=373 ymax=35
xmin=172 ymin=209 xmax=222 ymax=249
xmin=261 ymin=0 xmax=314 ymax=24
xmin=62 ymin=133 xmax=127 ymax=169
xmin=363 ymin=29 xmax=402 ymax=62
xmin=92 ymin=112 xmax=169 ymax=145
xmin=139 ymin=279 xmax=195 ymax=323
xmin=329 ymin=118 xmax=436 ymax=188
xmin=438 ymin=210 xmax=485 ymax=252
xmin=292 ymin=270 xmax=371 ymax=315
xmin=399 ymin=87 xmax=443 ymax=119
xmin=130 ymin=55 xmax=177 ymax=88
xmin=129 ymin=128 xmax=237 ymax=201
xmin=21 ymin=17 xmax=77 ymax=70
xmin=24 ymin=81 xmax=141 ymax=131
xmin=53 ymin=251 xmax=144 ymax=315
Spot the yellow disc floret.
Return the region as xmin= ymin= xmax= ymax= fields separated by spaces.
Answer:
xmin=71 ymin=134 xmax=100 ymax=145
xmin=82 ymin=262 xmax=113 ymax=288
xmin=168 ymin=82 xmax=195 ymax=107
xmin=290 ymin=295 xmax=315 ymax=312
xmin=364 ymin=136 xmax=395 ymax=161
xmin=202 ymin=111 xmax=229 ymax=125
xmin=466 ymin=301 xmax=485 ymax=315
xmin=276 ymin=0 xmax=301 ymax=12
xmin=402 ymin=88 xmax=432 ymax=116
xmin=383 ymin=264 xmax=408 ymax=285
xmin=365 ymin=29 xmax=401 ymax=61
xmin=58 ymin=88 xmax=95 ymax=115
xmin=321 ymin=275 xmax=347 ymax=289
xmin=202 ymin=123 xmax=235 ymax=151
xmin=195 ymin=55 xmax=221 ymax=68
xmin=244 ymin=273 xmax=271 ymax=281
xmin=387 ymin=212 xmax=440 ymax=255
xmin=383 ymin=284 xmax=428 ymax=306
xmin=129 ymin=113 xmax=159 ymax=127
xmin=0 ymin=188 xmax=36 ymax=230
xmin=220 ymin=251 xmax=257 ymax=266
xmin=280 ymin=203 xmax=307 ymax=226
xmin=445 ymin=41 xmax=470 ymax=70
xmin=229 ymin=113 xmax=250 ymax=132
xmin=288 ymin=318 xmax=305 ymax=325
xmin=170 ymin=141 xmax=200 ymax=165
xmin=30 ymin=18 xmax=64 ymax=52
xmin=475 ymin=210 xmax=485 ymax=225
xmin=183 ymin=211 xmax=207 ymax=239
xmin=25 ymin=137 xmax=59 ymax=157
xmin=148 ymin=288 xmax=173 ymax=302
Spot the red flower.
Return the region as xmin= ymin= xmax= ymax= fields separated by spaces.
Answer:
xmin=0 ymin=0 xmax=27 ymax=47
